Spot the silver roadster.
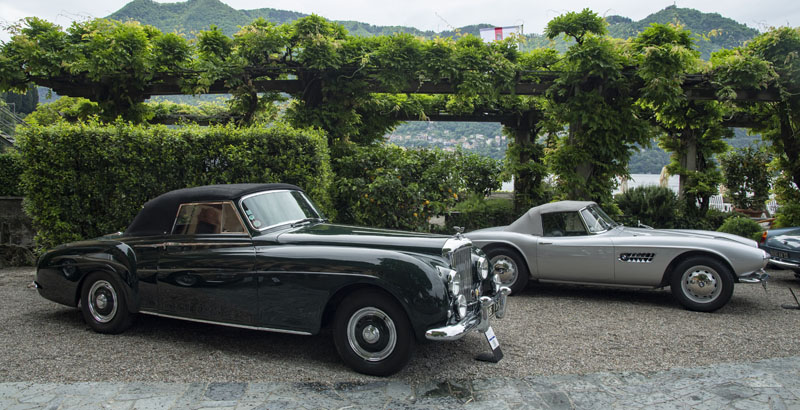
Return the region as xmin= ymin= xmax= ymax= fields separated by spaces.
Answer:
xmin=465 ymin=201 xmax=770 ymax=312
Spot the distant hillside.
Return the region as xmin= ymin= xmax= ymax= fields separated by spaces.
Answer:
xmin=109 ymin=0 xmax=492 ymax=38
xmin=606 ymin=5 xmax=759 ymax=58
xmin=110 ymin=1 xmax=759 ymax=59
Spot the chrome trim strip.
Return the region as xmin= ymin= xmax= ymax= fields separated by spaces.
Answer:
xmin=138 ymin=311 xmax=312 ymax=335
xmin=255 ymin=271 xmax=375 ymax=279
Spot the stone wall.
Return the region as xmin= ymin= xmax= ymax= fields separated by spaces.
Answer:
xmin=0 ymin=197 xmax=33 ymax=246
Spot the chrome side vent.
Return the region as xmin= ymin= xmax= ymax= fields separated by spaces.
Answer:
xmin=619 ymin=253 xmax=655 ymax=263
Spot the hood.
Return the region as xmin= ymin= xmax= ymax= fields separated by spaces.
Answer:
xmin=273 ymin=223 xmax=451 ymax=256
xmin=766 ymin=229 xmax=800 ymax=251
xmin=621 ymin=227 xmax=757 ymax=248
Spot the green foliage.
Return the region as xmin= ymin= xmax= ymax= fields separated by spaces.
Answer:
xmin=447 ymin=195 xmax=516 ymax=232
xmin=331 ymin=143 xmax=502 ymax=231
xmin=1 ymin=84 xmax=38 ymax=114
xmin=545 ymin=9 xmax=607 ymax=45
xmin=545 ymin=19 xmax=650 ymax=207
xmin=0 ymin=150 xmax=23 ymax=196
xmin=719 ymin=145 xmax=772 ymax=210
xmin=774 ymin=203 xmax=800 ymax=228
xmin=614 ymin=185 xmax=679 ymax=228
xmin=717 ymin=216 xmax=763 ymax=241
xmin=16 ymin=121 xmax=332 ymax=249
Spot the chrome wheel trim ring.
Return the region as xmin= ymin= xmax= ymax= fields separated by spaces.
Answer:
xmin=490 ymin=255 xmax=518 ymax=287
xmin=680 ymin=265 xmax=722 ymax=304
xmin=87 ymin=280 xmax=118 ymax=323
xmin=347 ymin=307 xmax=397 ymax=362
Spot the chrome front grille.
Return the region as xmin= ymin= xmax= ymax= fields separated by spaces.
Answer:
xmin=452 ymin=246 xmax=474 ymax=301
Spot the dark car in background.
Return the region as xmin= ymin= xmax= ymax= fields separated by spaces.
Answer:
xmin=34 ymin=184 xmax=510 ymax=376
xmin=760 ymin=227 xmax=800 ymax=279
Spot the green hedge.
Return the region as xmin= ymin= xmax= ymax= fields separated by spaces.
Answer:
xmin=0 ymin=150 xmax=23 ymax=196
xmin=615 ymin=185 xmax=679 ymax=228
xmin=717 ymin=216 xmax=764 ymax=241
xmin=17 ymin=120 xmax=332 ymax=249
xmin=332 ymin=143 xmax=503 ymax=231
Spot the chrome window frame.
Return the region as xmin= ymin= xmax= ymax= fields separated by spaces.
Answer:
xmin=238 ymin=189 xmax=323 ymax=232
xmin=170 ymin=201 xmax=249 ymax=236
xmin=578 ymin=205 xmax=617 ymax=235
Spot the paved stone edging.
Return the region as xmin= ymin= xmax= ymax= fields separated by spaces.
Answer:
xmin=1 ymin=356 xmax=798 ymax=409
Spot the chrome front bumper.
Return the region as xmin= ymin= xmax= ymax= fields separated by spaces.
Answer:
xmin=739 ymin=269 xmax=770 ymax=284
xmin=424 ymin=286 xmax=510 ymax=341
xmin=770 ymin=259 xmax=800 ymax=270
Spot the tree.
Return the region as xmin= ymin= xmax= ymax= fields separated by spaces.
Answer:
xmin=544 ymin=10 xmax=650 ymax=207
xmin=719 ymin=145 xmax=772 ymax=210
xmin=634 ymin=24 xmax=729 ymax=215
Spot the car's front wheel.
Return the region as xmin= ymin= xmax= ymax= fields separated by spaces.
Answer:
xmin=486 ymin=247 xmax=529 ymax=295
xmin=670 ymin=257 xmax=734 ymax=312
xmin=333 ymin=289 xmax=414 ymax=376
xmin=80 ymin=272 xmax=134 ymax=334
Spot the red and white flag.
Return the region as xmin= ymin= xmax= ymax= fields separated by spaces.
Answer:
xmin=479 ymin=26 xmax=522 ymax=43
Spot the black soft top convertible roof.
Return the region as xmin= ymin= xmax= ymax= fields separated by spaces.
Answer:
xmin=124 ymin=183 xmax=302 ymax=236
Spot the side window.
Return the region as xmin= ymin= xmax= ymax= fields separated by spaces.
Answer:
xmin=541 ymin=212 xmax=588 ymax=237
xmin=221 ymin=203 xmax=246 ymax=233
xmin=172 ymin=202 xmax=246 ymax=235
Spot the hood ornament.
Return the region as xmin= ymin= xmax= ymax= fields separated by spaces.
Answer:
xmin=453 ymin=226 xmax=465 ymax=239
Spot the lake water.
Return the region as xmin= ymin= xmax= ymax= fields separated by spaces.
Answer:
xmin=500 ymin=174 xmax=680 ymax=193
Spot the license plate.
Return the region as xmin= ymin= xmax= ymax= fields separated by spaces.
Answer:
xmin=774 ymin=250 xmax=790 ymax=259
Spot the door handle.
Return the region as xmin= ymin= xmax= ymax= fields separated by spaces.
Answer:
xmin=540 ymin=242 xmax=552 ymax=245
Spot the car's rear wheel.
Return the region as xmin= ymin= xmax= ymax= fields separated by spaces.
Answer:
xmin=670 ymin=257 xmax=734 ymax=312
xmin=486 ymin=247 xmax=529 ymax=295
xmin=333 ymin=289 xmax=414 ymax=376
xmin=80 ymin=272 xmax=133 ymax=334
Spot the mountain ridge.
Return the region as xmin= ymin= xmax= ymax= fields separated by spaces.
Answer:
xmin=109 ymin=0 xmax=758 ymax=57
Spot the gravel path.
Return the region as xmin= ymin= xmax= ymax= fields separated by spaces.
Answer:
xmin=1 ymin=267 xmax=798 ymax=384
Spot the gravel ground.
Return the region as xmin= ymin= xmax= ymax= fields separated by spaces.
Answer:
xmin=1 ymin=266 xmax=799 ymax=384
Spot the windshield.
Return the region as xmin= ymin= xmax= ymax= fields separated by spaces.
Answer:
xmin=239 ymin=190 xmax=325 ymax=230
xmin=580 ymin=205 xmax=618 ymax=234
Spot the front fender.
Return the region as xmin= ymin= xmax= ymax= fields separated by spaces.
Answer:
xmin=36 ymin=240 xmax=139 ymax=312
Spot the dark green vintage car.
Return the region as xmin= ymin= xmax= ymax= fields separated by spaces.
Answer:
xmin=35 ymin=184 xmax=510 ymax=375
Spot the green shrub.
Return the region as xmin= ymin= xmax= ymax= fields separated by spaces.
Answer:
xmin=717 ymin=216 xmax=763 ymax=241
xmin=446 ymin=194 xmax=516 ymax=232
xmin=331 ymin=143 xmax=503 ymax=231
xmin=17 ymin=120 xmax=332 ymax=249
xmin=774 ymin=202 xmax=800 ymax=228
xmin=0 ymin=150 xmax=23 ymax=196
xmin=614 ymin=185 xmax=679 ymax=228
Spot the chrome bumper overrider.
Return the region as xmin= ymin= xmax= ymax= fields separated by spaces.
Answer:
xmin=424 ymin=286 xmax=511 ymax=341
xmin=738 ymin=269 xmax=770 ymax=284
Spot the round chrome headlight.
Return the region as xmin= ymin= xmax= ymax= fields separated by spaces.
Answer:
xmin=478 ymin=256 xmax=489 ymax=280
xmin=455 ymin=294 xmax=467 ymax=319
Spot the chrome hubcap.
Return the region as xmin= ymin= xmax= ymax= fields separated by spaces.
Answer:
xmin=681 ymin=266 xmax=721 ymax=303
xmin=347 ymin=307 xmax=396 ymax=362
xmin=491 ymin=256 xmax=517 ymax=286
xmin=362 ymin=325 xmax=380 ymax=343
xmin=87 ymin=280 xmax=118 ymax=324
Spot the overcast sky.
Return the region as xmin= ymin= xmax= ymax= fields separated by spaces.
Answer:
xmin=1 ymin=0 xmax=798 ymax=42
